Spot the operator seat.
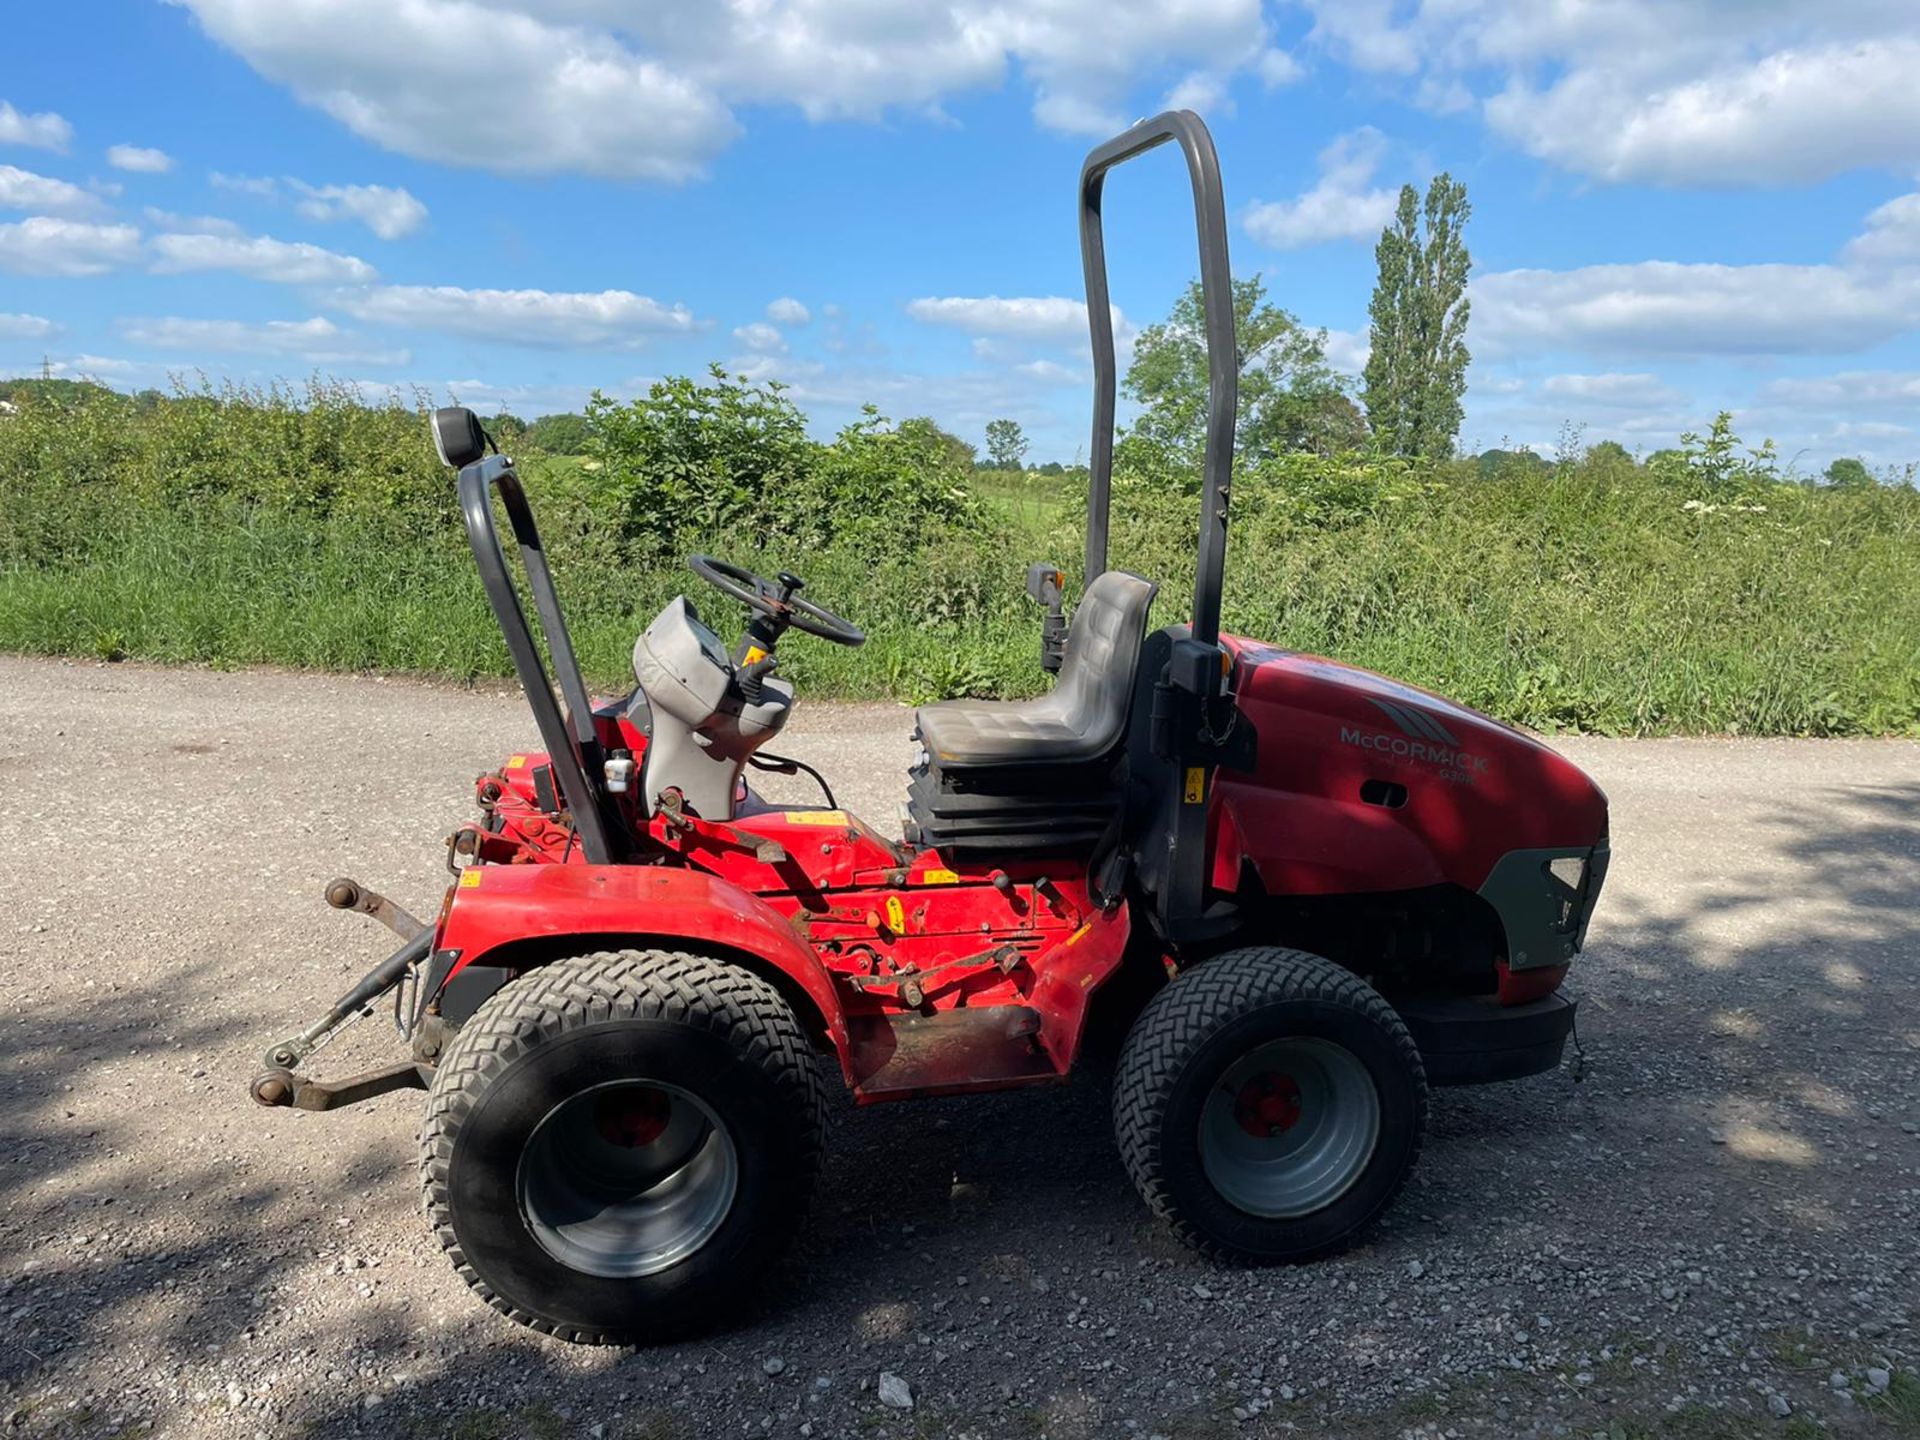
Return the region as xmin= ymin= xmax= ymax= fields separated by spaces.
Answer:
xmin=905 ymin=569 xmax=1157 ymax=854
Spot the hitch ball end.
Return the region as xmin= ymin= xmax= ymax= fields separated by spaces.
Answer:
xmin=324 ymin=878 xmax=362 ymax=911
xmin=251 ymin=1068 xmax=297 ymax=1107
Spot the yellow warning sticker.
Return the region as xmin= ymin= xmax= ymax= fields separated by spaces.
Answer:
xmin=781 ymin=810 xmax=849 ymax=826
xmin=884 ymin=896 xmax=906 ymax=933
xmin=918 ymin=867 xmax=961 ymax=885
xmin=1183 ymin=767 xmax=1206 ymax=804
xmin=458 ymin=868 xmax=484 ymax=888
xmin=506 ymin=755 xmax=527 ymax=769
xmin=743 ymin=645 xmax=768 ymax=665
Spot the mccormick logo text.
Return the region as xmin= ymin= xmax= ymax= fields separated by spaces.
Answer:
xmin=1340 ymin=698 xmax=1490 ymax=783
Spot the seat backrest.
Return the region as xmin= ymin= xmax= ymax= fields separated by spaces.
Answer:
xmin=1052 ymin=569 xmax=1158 ymax=757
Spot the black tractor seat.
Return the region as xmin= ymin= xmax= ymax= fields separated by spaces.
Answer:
xmin=917 ymin=570 xmax=1157 ymax=768
xmin=906 ymin=570 xmax=1157 ymax=853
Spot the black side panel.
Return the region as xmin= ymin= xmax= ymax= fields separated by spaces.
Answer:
xmin=1122 ymin=625 xmax=1258 ymax=945
xmin=438 ymin=965 xmax=516 ymax=1027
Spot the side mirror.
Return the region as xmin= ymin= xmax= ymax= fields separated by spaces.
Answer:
xmin=1024 ymin=562 xmax=1068 ymax=675
xmin=1024 ymin=563 xmax=1064 ymax=608
xmin=431 ymin=406 xmax=490 ymax=469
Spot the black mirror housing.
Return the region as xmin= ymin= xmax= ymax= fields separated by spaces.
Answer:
xmin=431 ymin=407 xmax=490 ymax=470
xmin=1024 ymin=562 xmax=1064 ymax=607
xmin=1024 ymin=562 xmax=1068 ymax=674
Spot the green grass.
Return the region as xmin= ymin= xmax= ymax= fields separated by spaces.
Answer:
xmin=1867 ymin=1372 xmax=1920 ymax=1435
xmin=2 ymin=384 xmax=1917 ymax=731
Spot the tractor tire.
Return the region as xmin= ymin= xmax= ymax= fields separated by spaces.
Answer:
xmin=1113 ymin=947 xmax=1426 ymax=1265
xmin=420 ymin=949 xmax=826 ymax=1344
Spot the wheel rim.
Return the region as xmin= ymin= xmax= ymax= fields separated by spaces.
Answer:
xmin=517 ymin=1079 xmax=738 ymax=1278
xmin=1199 ymin=1037 xmax=1380 ymax=1218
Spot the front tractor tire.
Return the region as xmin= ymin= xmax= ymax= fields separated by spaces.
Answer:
xmin=420 ymin=950 xmax=826 ymax=1345
xmin=1114 ymin=947 xmax=1427 ymax=1264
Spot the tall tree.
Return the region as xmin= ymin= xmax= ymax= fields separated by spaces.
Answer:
xmin=984 ymin=418 xmax=1029 ymax=469
xmin=1123 ymin=274 xmax=1364 ymax=481
xmin=1364 ymin=174 xmax=1472 ymax=459
xmin=1824 ymin=456 xmax=1874 ymax=489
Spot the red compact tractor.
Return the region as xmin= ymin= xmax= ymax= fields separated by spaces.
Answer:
xmin=250 ymin=112 xmax=1608 ymax=1345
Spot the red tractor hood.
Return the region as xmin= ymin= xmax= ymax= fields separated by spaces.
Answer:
xmin=1212 ymin=638 xmax=1608 ymax=899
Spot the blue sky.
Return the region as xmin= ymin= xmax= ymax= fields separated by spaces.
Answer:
xmin=5 ymin=1 xmax=1920 ymax=470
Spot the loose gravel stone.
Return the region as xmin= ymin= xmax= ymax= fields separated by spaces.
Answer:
xmin=0 ymin=661 xmax=1914 ymax=1440
xmin=877 ymin=1373 xmax=913 ymax=1410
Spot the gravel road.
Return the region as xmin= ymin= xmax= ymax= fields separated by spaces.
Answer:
xmin=1 ymin=656 xmax=1916 ymax=1440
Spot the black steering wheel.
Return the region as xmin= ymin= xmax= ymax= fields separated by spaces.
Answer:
xmin=687 ymin=556 xmax=866 ymax=648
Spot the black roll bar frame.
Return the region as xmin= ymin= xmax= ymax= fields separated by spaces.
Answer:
xmin=455 ymin=454 xmax=618 ymax=865
xmin=1079 ymin=109 xmax=1237 ymax=653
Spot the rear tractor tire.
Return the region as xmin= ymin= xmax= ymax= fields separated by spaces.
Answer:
xmin=420 ymin=949 xmax=826 ymax=1344
xmin=1113 ymin=947 xmax=1427 ymax=1264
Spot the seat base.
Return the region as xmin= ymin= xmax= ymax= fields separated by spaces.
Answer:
xmin=904 ymin=746 xmax=1120 ymax=856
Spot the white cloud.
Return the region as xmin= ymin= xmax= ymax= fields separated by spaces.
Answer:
xmin=115 ymin=314 xmax=410 ymax=366
xmin=1243 ymin=127 xmax=1398 ymax=250
xmin=766 ymin=296 xmax=810 ymax=325
xmin=1281 ymin=2 xmax=1920 ymax=188
xmin=0 ymin=101 xmax=72 ymax=153
xmin=1014 ymin=358 xmax=1082 ymax=386
xmin=1319 ymin=326 xmax=1369 ymax=374
xmin=149 ymin=230 xmax=377 ymax=283
xmin=0 ymin=164 xmax=102 ymax=217
xmin=1163 ymin=70 xmax=1229 ymax=115
xmin=1539 ymin=372 xmax=1686 ymax=408
xmin=172 ymin=0 xmax=740 ymax=181
xmin=142 ymin=208 xmax=245 ymax=236
xmin=1472 ymin=260 xmax=1920 ymax=358
xmin=734 ymin=351 xmax=1079 ymax=434
xmin=168 ymin=0 xmax=1273 ymax=178
xmin=1845 ymin=193 xmax=1920 ymax=269
xmin=288 ymin=180 xmax=428 ymax=240
xmin=732 ymin=321 xmax=786 ymax=354
xmin=0 ymin=218 xmax=142 ymax=276
xmin=42 ymin=353 xmax=160 ymax=381
xmin=1487 ymin=39 xmax=1920 ymax=187
xmin=1296 ymin=0 xmax=1420 ymax=76
xmin=1470 ymin=375 xmax=1526 ymax=397
xmin=1255 ymin=48 xmax=1304 ymax=88
xmin=1758 ymin=371 xmax=1920 ymax=412
xmin=107 ymin=144 xmax=174 ymax=173
xmin=329 ymin=284 xmax=697 ymax=347
xmin=906 ymin=295 xmax=1124 ymax=348
xmin=0 ymin=312 xmax=57 ymax=340
xmin=210 ymin=171 xmax=278 ymax=197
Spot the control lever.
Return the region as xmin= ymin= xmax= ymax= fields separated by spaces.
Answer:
xmin=737 ymin=653 xmax=779 ymax=704
xmin=1024 ymin=562 xmax=1067 ymax=674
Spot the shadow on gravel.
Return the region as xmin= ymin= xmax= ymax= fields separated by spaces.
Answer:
xmin=6 ymin=779 xmax=1918 ymax=1439
xmin=1563 ymin=779 xmax=1920 ymax=1232
xmin=0 ymin=952 xmax=399 ymax=1417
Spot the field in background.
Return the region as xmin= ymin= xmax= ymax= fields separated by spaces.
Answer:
xmin=1 ymin=377 xmax=1917 ymax=735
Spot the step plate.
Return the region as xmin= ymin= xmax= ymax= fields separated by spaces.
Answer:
xmin=848 ymin=1006 xmax=1062 ymax=1103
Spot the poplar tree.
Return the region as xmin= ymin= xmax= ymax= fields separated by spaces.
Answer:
xmin=1364 ymin=174 xmax=1472 ymax=459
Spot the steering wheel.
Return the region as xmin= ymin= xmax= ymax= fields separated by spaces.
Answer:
xmin=687 ymin=556 xmax=866 ymax=648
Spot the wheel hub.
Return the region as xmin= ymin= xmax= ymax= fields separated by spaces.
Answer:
xmin=594 ymin=1086 xmax=671 ymax=1148
xmin=1199 ymin=1037 xmax=1382 ymax=1219
xmin=518 ymin=1079 xmax=738 ymax=1279
xmin=1232 ymin=1071 xmax=1303 ymax=1137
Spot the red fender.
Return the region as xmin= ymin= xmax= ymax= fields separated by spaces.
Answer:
xmin=434 ymin=864 xmax=852 ymax=1079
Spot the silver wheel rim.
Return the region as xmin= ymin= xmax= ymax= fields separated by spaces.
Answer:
xmin=1199 ymin=1037 xmax=1381 ymax=1218
xmin=517 ymin=1079 xmax=738 ymax=1278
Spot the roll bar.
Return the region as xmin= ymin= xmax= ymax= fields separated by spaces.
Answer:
xmin=1079 ymin=109 xmax=1236 ymax=649
xmin=456 ymin=455 xmax=617 ymax=864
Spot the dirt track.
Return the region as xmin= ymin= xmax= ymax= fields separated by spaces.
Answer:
xmin=1 ymin=656 xmax=1916 ymax=1439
